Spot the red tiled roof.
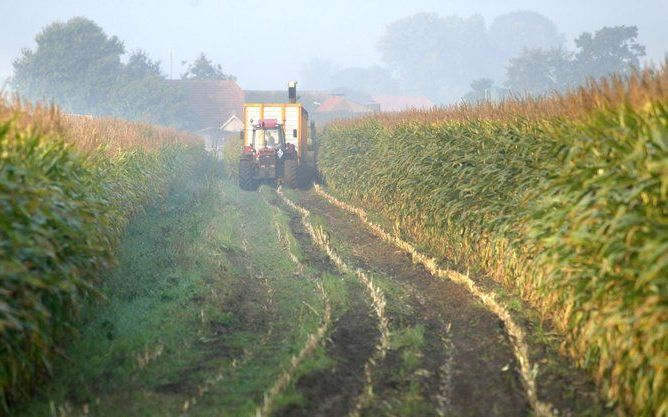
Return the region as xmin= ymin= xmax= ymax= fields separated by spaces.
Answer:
xmin=168 ymin=80 xmax=244 ymax=129
xmin=371 ymin=95 xmax=434 ymax=112
xmin=315 ymin=96 xmax=372 ymax=113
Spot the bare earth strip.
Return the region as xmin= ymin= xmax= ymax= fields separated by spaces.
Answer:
xmin=312 ymin=184 xmax=553 ymax=416
xmin=252 ymin=192 xmax=334 ymax=417
xmin=276 ymin=187 xmax=392 ymax=416
xmin=269 ymin=191 xmax=378 ymax=417
xmin=291 ymin=187 xmax=528 ymax=416
xmin=310 ymin=184 xmax=610 ymax=417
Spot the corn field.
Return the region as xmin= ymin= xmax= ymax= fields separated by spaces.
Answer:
xmin=318 ymin=66 xmax=668 ymax=416
xmin=0 ymin=98 xmax=203 ymax=411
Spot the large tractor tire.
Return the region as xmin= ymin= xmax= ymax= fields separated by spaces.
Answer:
xmin=239 ymin=160 xmax=257 ymax=191
xmin=283 ymin=159 xmax=298 ymax=189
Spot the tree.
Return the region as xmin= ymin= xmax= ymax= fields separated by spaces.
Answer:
xmin=573 ymin=26 xmax=645 ymax=83
xmin=488 ymin=11 xmax=565 ymax=72
xmin=109 ymin=76 xmax=189 ymax=128
xmin=12 ymin=17 xmax=125 ymax=114
xmin=504 ymin=48 xmax=573 ymax=95
xmin=329 ymin=66 xmax=399 ymax=95
xmin=463 ymin=78 xmax=494 ymax=102
xmin=378 ymin=13 xmax=495 ymax=103
xmin=125 ymin=50 xmax=163 ymax=79
xmin=300 ymin=58 xmax=338 ymax=90
xmin=12 ymin=18 xmax=192 ymax=127
xmin=377 ymin=11 xmax=569 ymax=103
xmin=503 ymin=25 xmax=647 ymax=97
xmin=110 ymin=50 xmax=190 ymax=127
xmin=181 ymin=53 xmax=235 ymax=80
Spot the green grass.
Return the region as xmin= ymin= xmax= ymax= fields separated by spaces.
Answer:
xmin=12 ymin=173 xmax=331 ymax=416
xmin=0 ymin=107 xmax=202 ymax=411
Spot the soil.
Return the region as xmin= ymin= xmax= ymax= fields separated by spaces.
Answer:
xmin=286 ymin=190 xmax=608 ymax=417
xmin=272 ymin=197 xmax=379 ymax=417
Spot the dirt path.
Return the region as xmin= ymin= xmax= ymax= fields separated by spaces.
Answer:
xmin=285 ymin=189 xmax=606 ymax=417
xmin=270 ymin=192 xmax=380 ymax=417
xmin=291 ymin=190 xmax=528 ymax=416
xmin=14 ymin=179 xmax=604 ymax=417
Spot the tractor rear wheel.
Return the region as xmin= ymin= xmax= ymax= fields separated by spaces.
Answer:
xmin=239 ymin=160 xmax=257 ymax=191
xmin=284 ymin=159 xmax=298 ymax=189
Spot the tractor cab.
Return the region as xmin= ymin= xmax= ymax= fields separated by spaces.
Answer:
xmin=251 ymin=119 xmax=286 ymax=150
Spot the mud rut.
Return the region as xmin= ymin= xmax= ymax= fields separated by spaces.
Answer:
xmin=269 ymin=191 xmax=379 ymax=417
xmin=271 ymin=188 xmax=604 ymax=417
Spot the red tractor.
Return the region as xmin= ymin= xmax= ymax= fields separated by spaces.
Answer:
xmin=238 ymin=118 xmax=299 ymax=190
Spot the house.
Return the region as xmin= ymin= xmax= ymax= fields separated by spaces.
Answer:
xmin=220 ymin=114 xmax=243 ymax=137
xmin=195 ymin=114 xmax=243 ymax=160
xmin=371 ymin=95 xmax=434 ymax=112
xmin=315 ymin=95 xmax=373 ymax=113
xmin=168 ymin=79 xmax=245 ymax=158
xmin=169 ymin=79 xmax=245 ymax=131
xmin=313 ymin=95 xmax=373 ymax=123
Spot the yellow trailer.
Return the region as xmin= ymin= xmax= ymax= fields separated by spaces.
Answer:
xmin=238 ymin=82 xmax=316 ymax=190
xmin=243 ymin=103 xmax=311 ymax=163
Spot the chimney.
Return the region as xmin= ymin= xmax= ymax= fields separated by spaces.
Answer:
xmin=288 ymin=81 xmax=297 ymax=103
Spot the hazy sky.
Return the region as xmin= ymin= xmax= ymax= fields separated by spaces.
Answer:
xmin=1 ymin=0 xmax=666 ymax=89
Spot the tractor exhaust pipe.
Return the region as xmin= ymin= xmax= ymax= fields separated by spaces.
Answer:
xmin=288 ymin=81 xmax=297 ymax=104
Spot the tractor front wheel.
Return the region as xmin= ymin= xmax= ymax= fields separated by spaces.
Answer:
xmin=239 ymin=160 xmax=257 ymax=191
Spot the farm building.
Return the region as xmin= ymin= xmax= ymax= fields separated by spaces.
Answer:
xmin=172 ymin=81 xmax=434 ymax=139
xmin=169 ymin=79 xmax=245 ymax=131
xmin=194 ymin=114 xmax=243 ymax=159
xmin=220 ymin=113 xmax=243 ymax=136
xmin=314 ymin=95 xmax=374 ymax=122
xmin=169 ymin=79 xmax=245 ymax=157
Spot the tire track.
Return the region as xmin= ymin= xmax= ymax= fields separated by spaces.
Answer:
xmin=297 ymin=188 xmax=531 ymax=416
xmin=253 ymin=191 xmax=333 ymax=417
xmin=270 ymin=193 xmax=375 ymax=417
xmin=313 ymin=184 xmax=555 ymax=417
xmin=254 ymin=283 xmax=332 ymax=417
xmin=276 ymin=187 xmax=391 ymax=417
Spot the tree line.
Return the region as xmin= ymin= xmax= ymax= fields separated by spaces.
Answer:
xmin=11 ymin=13 xmax=650 ymax=119
xmin=11 ymin=17 xmax=234 ymax=128
xmin=301 ymin=11 xmax=647 ymax=104
xmin=468 ymin=25 xmax=645 ymax=101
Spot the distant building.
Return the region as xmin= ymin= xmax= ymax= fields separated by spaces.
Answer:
xmin=220 ymin=114 xmax=243 ymax=137
xmin=169 ymin=79 xmax=245 ymax=131
xmin=168 ymin=79 xmax=244 ymax=157
xmin=196 ymin=114 xmax=244 ymax=160
xmin=371 ymin=95 xmax=434 ymax=112
xmin=313 ymin=95 xmax=373 ymax=123
xmin=170 ymin=82 xmax=437 ymax=140
xmin=316 ymin=95 xmax=373 ymax=113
